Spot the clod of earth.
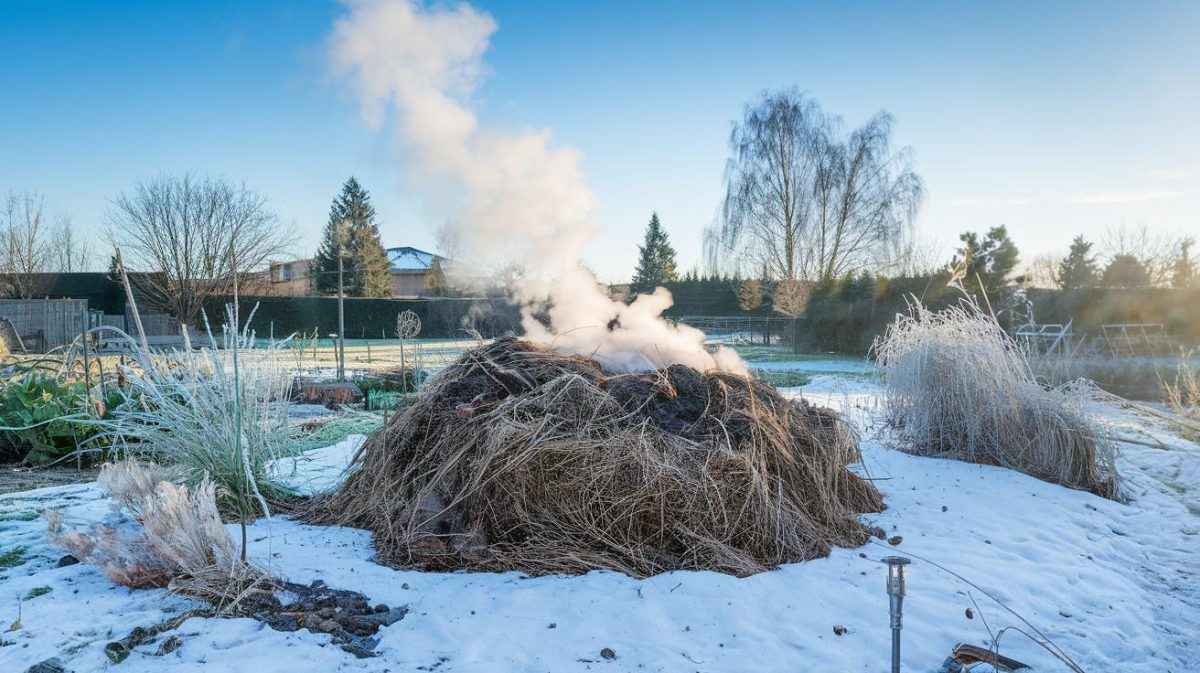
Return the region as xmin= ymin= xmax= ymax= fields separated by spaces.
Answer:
xmin=242 ymin=580 xmax=407 ymax=659
xmin=24 ymin=658 xmax=69 ymax=673
xmin=307 ymin=337 xmax=883 ymax=578
xmin=103 ymin=581 xmax=406 ymax=662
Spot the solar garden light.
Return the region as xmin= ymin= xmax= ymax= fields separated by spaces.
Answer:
xmin=882 ymin=556 xmax=911 ymax=673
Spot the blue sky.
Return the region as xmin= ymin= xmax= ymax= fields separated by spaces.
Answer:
xmin=2 ymin=0 xmax=1197 ymax=280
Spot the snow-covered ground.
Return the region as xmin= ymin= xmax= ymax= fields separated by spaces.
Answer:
xmin=1 ymin=374 xmax=1197 ymax=672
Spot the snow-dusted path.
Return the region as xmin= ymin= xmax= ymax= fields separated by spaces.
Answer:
xmin=1 ymin=376 xmax=1197 ymax=672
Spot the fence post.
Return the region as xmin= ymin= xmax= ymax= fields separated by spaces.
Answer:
xmin=80 ymin=320 xmax=92 ymax=471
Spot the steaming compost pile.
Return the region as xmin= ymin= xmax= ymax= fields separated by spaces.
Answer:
xmin=308 ymin=338 xmax=883 ymax=577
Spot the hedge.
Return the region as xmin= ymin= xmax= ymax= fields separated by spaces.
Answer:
xmin=202 ymin=295 xmax=521 ymax=340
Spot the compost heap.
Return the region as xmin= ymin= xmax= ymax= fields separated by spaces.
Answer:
xmin=309 ymin=338 xmax=883 ymax=577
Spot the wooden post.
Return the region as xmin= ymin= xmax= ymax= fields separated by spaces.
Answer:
xmin=79 ymin=319 xmax=92 ymax=471
xmin=115 ymin=249 xmax=151 ymax=355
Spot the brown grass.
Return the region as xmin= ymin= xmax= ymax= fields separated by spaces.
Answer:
xmin=306 ymin=338 xmax=883 ymax=578
xmin=47 ymin=460 xmax=268 ymax=609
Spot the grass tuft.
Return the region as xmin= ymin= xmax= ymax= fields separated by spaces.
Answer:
xmin=874 ymin=295 xmax=1121 ymax=500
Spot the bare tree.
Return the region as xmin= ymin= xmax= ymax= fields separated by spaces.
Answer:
xmin=47 ymin=215 xmax=94 ymax=272
xmin=106 ymin=174 xmax=291 ymax=326
xmin=435 ymin=222 xmax=465 ymax=266
xmin=771 ymin=278 xmax=809 ymax=317
xmin=1100 ymin=222 xmax=1180 ymax=287
xmin=0 ymin=190 xmax=50 ymax=298
xmin=876 ymin=230 xmax=943 ymax=277
xmin=707 ymin=90 xmax=923 ymax=284
xmin=1023 ymin=253 xmax=1061 ymax=289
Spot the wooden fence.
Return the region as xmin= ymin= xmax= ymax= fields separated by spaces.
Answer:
xmin=0 ymin=299 xmax=185 ymax=353
xmin=0 ymin=299 xmax=89 ymax=352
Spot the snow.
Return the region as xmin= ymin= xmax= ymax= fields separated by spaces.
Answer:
xmin=268 ymin=434 xmax=366 ymax=496
xmin=2 ymin=374 xmax=1198 ymax=672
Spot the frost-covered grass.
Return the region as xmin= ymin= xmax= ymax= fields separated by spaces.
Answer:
xmin=875 ymin=298 xmax=1121 ymax=499
xmin=1162 ymin=348 xmax=1199 ymax=439
xmin=90 ymin=308 xmax=296 ymax=525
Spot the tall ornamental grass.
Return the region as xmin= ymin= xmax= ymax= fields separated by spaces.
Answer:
xmin=90 ymin=305 xmax=296 ymax=556
xmin=874 ymin=297 xmax=1120 ymax=500
xmin=48 ymin=460 xmax=267 ymax=610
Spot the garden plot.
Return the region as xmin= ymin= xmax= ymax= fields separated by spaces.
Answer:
xmin=2 ymin=373 xmax=1197 ymax=673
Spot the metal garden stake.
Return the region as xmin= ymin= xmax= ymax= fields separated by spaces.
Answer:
xmin=883 ymin=556 xmax=910 ymax=673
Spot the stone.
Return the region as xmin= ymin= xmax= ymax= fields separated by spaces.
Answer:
xmin=26 ymin=658 xmax=69 ymax=673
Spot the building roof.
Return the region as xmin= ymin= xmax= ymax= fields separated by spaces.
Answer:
xmin=386 ymin=246 xmax=439 ymax=272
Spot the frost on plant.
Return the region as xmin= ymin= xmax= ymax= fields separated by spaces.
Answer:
xmin=874 ymin=296 xmax=1121 ymax=500
xmin=47 ymin=460 xmax=265 ymax=606
xmin=1162 ymin=348 xmax=1200 ymax=439
xmin=91 ymin=304 xmax=295 ymax=521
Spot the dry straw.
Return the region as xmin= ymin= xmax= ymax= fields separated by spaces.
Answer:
xmin=307 ymin=338 xmax=882 ymax=578
xmin=47 ymin=460 xmax=268 ymax=610
xmin=873 ymin=297 xmax=1120 ymax=500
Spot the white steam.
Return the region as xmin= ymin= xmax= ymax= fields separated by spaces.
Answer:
xmin=328 ymin=0 xmax=746 ymax=374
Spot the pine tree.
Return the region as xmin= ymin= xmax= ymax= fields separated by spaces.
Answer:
xmin=1171 ymin=239 xmax=1196 ymax=289
xmin=630 ymin=212 xmax=679 ymax=295
xmin=952 ymin=225 xmax=1019 ymax=301
xmin=1055 ymin=235 xmax=1098 ymax=290
xmin=736 ymin=278 xmax=763 ymax=311
xmin=1101 ymin=254 xmax=1151 ymax=289
xmin=312 ymin=178 xmax=393 ymax=298
xmin=425 ymin=256 xmax=448 ymax=296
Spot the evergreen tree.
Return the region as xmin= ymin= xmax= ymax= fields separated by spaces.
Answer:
xmin=1171 ymin=239 xmax=1196 ymax=289
xmin=630 ymin=212 xmax=679 ymax=295
xmin=838 ymin=271 xmax=875 ymax=301
xmin=952 ymin=225 xmax=1019 ymax=300
xmin=735 ymin=278 xmax=763 ymax=311
xmin=312 ymin=178 xmax=393 ymax=298
xmin=425 ymin=256 xmax=448 ymax=296
xmin=1101 ymin=254 xmax=1151 ymax=289
xmin=1055 ymin=235 xmax=1098 ymax=290
xmin=106 ymin=254 xmax=121 ymax=283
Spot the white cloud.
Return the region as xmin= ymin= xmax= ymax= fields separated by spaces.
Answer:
xmin=1068 ymin=190 xmax=1180 ymax=204
xmin=1145 ymin=169 xmax=1192 ymax=180
xmin=950 ymin=196 xmax=1033 ymax=207
xmin=951 ymin=188 xmax=1183 ymax=208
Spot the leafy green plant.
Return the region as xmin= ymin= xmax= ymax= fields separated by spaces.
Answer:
xmin=22 ymin=586 xmax=51 ymax=600
xmin=364 ymin=389 xmax=416 ymax=411
xmin=0 ymin=376 xmax=124 ymax=465
xmin=0 ymin=546 xmax=26 ymax=569
xmin=356 ymin=368 xmax=423 ymax=396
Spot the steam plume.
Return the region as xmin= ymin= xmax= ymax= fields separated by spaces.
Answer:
xmin=329 ymin=0 xmax=745 ymax=373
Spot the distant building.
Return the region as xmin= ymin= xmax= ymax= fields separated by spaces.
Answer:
xmin=265 ymin=246 xmax=445 ymax=298
xmin=267 ymin=258 xmax=316 ymax=296
xmin=387 ymin=246 xmax=442 ymax=298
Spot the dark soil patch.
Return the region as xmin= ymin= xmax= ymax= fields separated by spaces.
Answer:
xmin=104 ymin=579 xmax=406 ymax=663
xmin=0 ymin=463 xmax=97 ymax=496
xmin=243 ymin=579 xmax=407 ymax=658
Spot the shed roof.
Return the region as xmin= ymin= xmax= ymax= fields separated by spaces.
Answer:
xmin=386 ymin=246 xmax=438 ymax=272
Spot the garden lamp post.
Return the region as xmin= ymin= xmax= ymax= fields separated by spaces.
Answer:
xmin=335 ymin=220 xmax=348 ymax=382
xmin=882 ymin=556 xmax=910 ymax=673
